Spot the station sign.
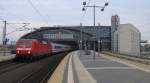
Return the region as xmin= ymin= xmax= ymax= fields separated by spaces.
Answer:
xmin=43 ymin=33 xmax=74 ymax=39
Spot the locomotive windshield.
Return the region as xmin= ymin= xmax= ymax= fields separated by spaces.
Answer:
xmin=17 ymin=41 xmax=32 ymax=46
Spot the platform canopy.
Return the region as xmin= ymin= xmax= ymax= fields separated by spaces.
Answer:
xmin=21 ymin=27 xmax=93 ymax=41
xmin=21 ymin=26 xmax=111 ymax=50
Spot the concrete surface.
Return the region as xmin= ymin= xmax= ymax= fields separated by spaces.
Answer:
xmin=0 ymin=54 xmax=15 ymax=62
xmin=79 ymin=51 xmax=150 ymax=83
xmin=48 ymin=50 xmax=150 ymax=83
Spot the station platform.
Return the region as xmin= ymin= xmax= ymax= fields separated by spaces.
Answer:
xmin=0 ymin=53 xmax=15 ymax=62
xmin=48 ymin=50 xmax=150 ymax=83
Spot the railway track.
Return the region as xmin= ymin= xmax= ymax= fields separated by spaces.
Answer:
xmin=17 ymin=52 xmax=68 ymax=83
xmin=16 ymin=63 xmax=57 ymax=83
xmin=0 ymin=60 xmax=13 ymax=66
xmin=0 ymin=61 xmax=28 ymax=75
xmin=0 ymin=52 xmax=69 ymax=83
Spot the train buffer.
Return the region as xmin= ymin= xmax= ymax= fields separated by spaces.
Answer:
xmin=48 ymin=50 xmax=150 ymax=83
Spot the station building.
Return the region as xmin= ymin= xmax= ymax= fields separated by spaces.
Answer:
xmin=20 ymin=15 xmax=141 ymax=56
xmin=111 ymin=15 xmax=141 ymax=56
xmin=21 ymin=26 xmax=111 ymax=51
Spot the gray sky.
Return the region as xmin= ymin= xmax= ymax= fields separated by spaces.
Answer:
xmin=0 ymin=0 xmax=150 ymax=43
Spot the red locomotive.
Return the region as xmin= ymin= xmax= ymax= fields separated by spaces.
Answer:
xmin=15 ymin=39 xmax=71 ymax=60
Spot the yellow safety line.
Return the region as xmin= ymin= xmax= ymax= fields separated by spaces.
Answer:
xmin=47 ymin=53 xmax=70 ymax=83
xmin=74 ymin=51 xmax=97 ymax=83
xmin=67 ymin=53 xmax=75 ymax=83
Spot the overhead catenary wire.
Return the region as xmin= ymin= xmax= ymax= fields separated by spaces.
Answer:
xmin=6 ymin=24 xmax=21 ymax=35
xmin=6 ymin=23 xmax=32 ymax=36
xmin=27 ymin=0 xmax=50 ymax=25
xmin=34 ymin=0 xmax=51 ymax=25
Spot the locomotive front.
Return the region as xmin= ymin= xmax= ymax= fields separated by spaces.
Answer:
xmin=16 ymin=39 xmax=34 ymax=58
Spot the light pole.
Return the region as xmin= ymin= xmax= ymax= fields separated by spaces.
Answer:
xmin=2 ymin=21 xmax=7 ymax=45
xmin=80 ymin=23 xmax=83 ymax=56
xmin=98 ymin=40 xmax=102 ymax=56
xmin=82 ymin=1 xmax=108 ymax=56
xmin=79 ymin=40 xmax=82 ymax=56
xmin=101 ymin=40 xmax=102 ymax=51
xmin=98 ymin=40 xmax=100 ymax=55
xmin=82 ymin=2 xmax=108 ymax=26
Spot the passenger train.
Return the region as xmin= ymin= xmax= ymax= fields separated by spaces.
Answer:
xmin=15 ymin=39 xmax=72 ymax=60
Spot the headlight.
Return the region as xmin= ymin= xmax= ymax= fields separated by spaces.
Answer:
xmin=17 ymin=51 xmax=20 ymax=54
xmin=28 ymin=51 xmax=31 ymax=54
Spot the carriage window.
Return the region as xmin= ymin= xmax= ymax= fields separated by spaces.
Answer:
xmin=54 ymin=46 xmax=62 ymax=48
xmin=42 ymin=41 xmax=47 ymax=44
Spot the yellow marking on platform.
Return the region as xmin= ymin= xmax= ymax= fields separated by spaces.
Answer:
xmin=74 ymin=51 xmax=97 ymax=83
xmin=0 ymin=55 xmax=15 ymax=62
xmin=67 ymin=53 xmax=74 ymax=83
xmin=47 ymin=53 xmax=70 ymax=83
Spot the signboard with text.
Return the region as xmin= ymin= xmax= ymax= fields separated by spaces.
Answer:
xmin=43 ymin=33 xmax=74 ymax=39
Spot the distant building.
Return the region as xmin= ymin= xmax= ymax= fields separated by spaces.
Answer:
xmin=114 ymin=24 xmax=141 ymax=56
xmin=18 ymin=14 xmax=141 ymax=55
xmin=141 ymin=43 xmax=150 ymax=52
xmin=111 ymin=15 xmax=120 ymax=52
xmin=111 ymin=15 xmax=141 ymax=56
xmin=111 ymin=15 xmax=120 ymax=30
xmin=10 ymin=41 xmax=16 ymax=45
xmin=22 ymin=26 xmax=111 ymax=50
